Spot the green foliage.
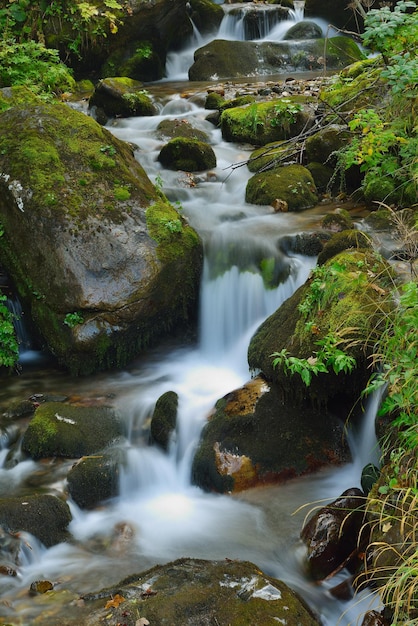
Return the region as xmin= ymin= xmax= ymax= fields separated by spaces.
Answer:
xmin=362 ymin=1 xmax=417 ymax=66
xmin=365 ymin=281 xmax=418 ymax=451
xmin=271 ymin=333 xmax=356 ymax=387
xmin=0 ymin=39 xmax=75 ymax=96
xmin=63 ymin=311 xmax=84 ymax=328
xmin=0 ymin=1 xmax=125 ymax=60
xmin=113 ymin=185 xmax=131 ymax=201
xmin=270 ymin=99 xmax=302 ymax=131
xmin=0 ymin=293 xmax=19 ymax=368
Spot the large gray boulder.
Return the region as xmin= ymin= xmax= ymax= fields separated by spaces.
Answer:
xmin=189 ymin=37 xmax=363 ymax=80
xmin=0 ymin=103 xmax=203 ymax=374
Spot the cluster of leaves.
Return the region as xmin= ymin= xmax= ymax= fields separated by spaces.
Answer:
xmin=63 ymin=311 xmax=84 ymax=328
xmin=335 ymin=2 xmax=418 ymax=205
xmin=0 ymin=293 xmax=19 ymax=369
xmin=271 ymin=99 xmax=302 ymax=132
xmin=0 ymin=0 xmax=125 ymax=59
xmin=0 ymin=39 xmax=75 ymax=96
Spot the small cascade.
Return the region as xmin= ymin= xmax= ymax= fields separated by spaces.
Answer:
xmin=289 ymin=0 xmax=306 ymax=22
xmin=5 ymin=295 xmax=32 ymax=355
xmin=218 ymin=4 xmax=287 ymax=41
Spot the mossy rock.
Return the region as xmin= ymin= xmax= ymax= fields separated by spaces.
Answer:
xmin=247 ymin=142 xmax=287 ymax=173
xmin=192 ymin=376 xmax=350 ymax=494
xmin=363 ymin=208 xmax=393 ymax=232
xmin=158 ymin=137 xmax=216 ymax=172
xmin=0 ymin=86 xmax=42 ymax=113
xmin=189 ymin=37 xmax=363 ymax=81
xmin=21 ymin=402 xmax=124 ymax=460
xmin=89 ymin=77 xmax=157 ymax=118
xmin=321 ymin=208 xmax=353 ymax=232
xmin=156 ymin=119 xmax=209 ymax=142
xmin=283 ymin=21 xmax=323 ymax=40
xmin=221 ymin=98 xmax=313 ymax=146
xmin=0 ymin=103 xmax=203 ymax=374
xmin=0 ymin=494 xmax=71 ymax=547
xmin=150 ymin=390 xmax=178 ymax=451
xmin=67 ymin=446 xmax=126 ymax=509
xmin=189 ymin=0 xmax=224 ymax=34
xmin=80 ymin=558 xmax=320 ymax=625
xmin=363 ymin=170 xmax=398 ymax=204
xmin=317 ymin=229 xmax=371 ymax=265
xmin=305 ymin=124 xmax=350 ymax=165
xmin=320 ymin=58 xmax=387 ymax=111
xmin=248 ymin=250 xmax=394 ymax=406
xmin=246 ymin=164 xmax=318 ymax=210
xmin=306 ymin=162 xmax=334 ymax=192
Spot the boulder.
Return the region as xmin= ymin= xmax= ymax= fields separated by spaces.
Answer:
xmin=305 ymin=124 xmax=351 ymax=165
xmin=361 ymin=611 xmax=390 ymax=626
xmin=67 ymin=446 xmax=126 ymax=509
xmin=21 ymin=402 xmax=124 ymax=460
xmin=156 ymin=118 xmax=209 ymax=142
xmin=89 ymin=77 xmax=157 ymax=120
xmin=158 ymin=137 xmax=217 ymax=172
xmin=221 ymin=98 xmax=314 ymax=146
xmin=100 ymin=41 xmax=164 ymax=83
xmin=247 ymin=250 xmax=394 ymax=406
xmin=79 ymin=558 xmax=321 ymax=625
xmin=150 ymin=390 xmax=178 ymax=451
xmin=189 ymin=37 xmax=363 ymax=81
xmin=0 ymin=103 xmax=203 ymax=374
xmin=317 ymin=229 xmax=372 ymax=265
xmin=283 ymin=21 xmax=323 ymax=40
xmin=0 ymin=494 xmax=71 ymax=547
xmin=321 ymin=208 xmax=354 ymax=233
xmin=246 ymin=164 xmax=318 ymax=210
xmin=192 ymin=376 xmax=350 ymax=493
xmin=301 ymin=488 xmax=365 ymax=581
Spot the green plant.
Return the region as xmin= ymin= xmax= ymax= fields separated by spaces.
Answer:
xmin=0 ymin=293 xmax=19 ymax=368
xmin=163 ymin=219 xmax=182 ymax=234
xmin=100 ymin=144 xmax=116 ymax=157
xmin=64 ymin=311 xmax=84 ymax=328
xmin=270 ymin=99 xmax=302 ymax=131
xmin=113 ymin=185 xmax=131 ymax=201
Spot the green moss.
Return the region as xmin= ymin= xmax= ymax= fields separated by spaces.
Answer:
xmin=158 ymin=137 xmax=216 ymax=172
xmin=246 ymin=164 xmax=318 ymax=210
xmin=146 ymin=199 xmax=200 ymax=263
xmin=321 ymin=59 xmax=387 ymax=111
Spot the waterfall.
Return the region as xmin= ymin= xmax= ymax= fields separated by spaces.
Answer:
xmin=289 ymin=0 xmax=306 ymax=22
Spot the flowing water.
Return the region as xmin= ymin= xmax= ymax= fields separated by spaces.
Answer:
xmin=0 ymin=5 xmax=382 ymax=624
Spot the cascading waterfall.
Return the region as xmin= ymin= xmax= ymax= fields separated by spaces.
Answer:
xmin=290 ymin=0 xmax=306 ymax=22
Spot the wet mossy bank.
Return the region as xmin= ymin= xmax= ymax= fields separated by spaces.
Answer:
xmin=0 ymin=102 xmax=203 ymax=375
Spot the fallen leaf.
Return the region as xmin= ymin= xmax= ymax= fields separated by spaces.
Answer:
xmin=382 ymin=522 xmax=392 ymax=533
xmin=136 ymin=618 xmax=150 ymax=626
xmin=105 ymin=593 xmax=125 ymax=609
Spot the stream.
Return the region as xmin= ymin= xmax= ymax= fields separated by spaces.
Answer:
xmin=0 ymin=4 xmax=383 ymax=624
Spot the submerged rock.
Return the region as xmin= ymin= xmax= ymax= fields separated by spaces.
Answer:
xmin=150 ymin=390 xmax=178 ymax=451
xmin=79 ymin=558 xmax=321 ymax=625
xmin=0 ymin=103 xmax=203 ymax=374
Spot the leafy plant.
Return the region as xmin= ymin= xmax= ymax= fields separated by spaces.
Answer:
xmin=64 ymin=311 xmax=84 ymax=328
xmin=0 ymin=293 xmax=19 ymax=368
xmin=271 ymin=99 xmax=302 ymax=131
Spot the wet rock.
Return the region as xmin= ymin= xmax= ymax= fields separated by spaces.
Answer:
xmin=246 ymin=164 xmax=318 ymax=211
xmin=317 ymin=229 xmax=372 ymax=265
xmin=79 ymin=558 xmax=321 ymax=626
xmin=361 ymin=463 xmax=380 ymax=495
xmin=156 ymin=118 xmax=209 ymax=142
xmin=189 ymin=37 xmax=363 ymax=81
xmin=300 ymin=487 xmax=365 ymax=581
xmin=278 ymin=232 xmax=331 ymax=257
xmin=361 ymin=610 xmax=390 ymax=626
xmin=30 ymin=579 xmax=54 ymax=594
xmin=21 ymin=402 xmax=124 ymax=460
xmin=0 ymin=103 xmax=203 ymax=375
xmin=284 ymin=21 xmax=323 ymax=40
xmin=150 ymin=390 xmax=178 ymax=451
xmin=305 ymin=124 xmax=350 ymax=166
xmin=89 ymin=77 xmax=157 ymax=120
xmin=0 ymin=494 xmax=72 ymax=547
xmin=192 ymin=376 xmax=350 ymax=493
xmin=321 ymin=208 xmax=354 ymax=232
xmin=2 ymin=399 xmax=36 ymax=420
xmin=67 ymin=446 xmax=126 ymax=509
xmin=158 ymin=137 xmax=217 ymax=172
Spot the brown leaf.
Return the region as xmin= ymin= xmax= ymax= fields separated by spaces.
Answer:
xmin=105 ymin=593 xmax=125 ymax=609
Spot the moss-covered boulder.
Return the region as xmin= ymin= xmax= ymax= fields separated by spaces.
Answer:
xmin=321 ymin=208 xmax=354 ymax=233
xmin=0 ymin=86 xmax=42 ymax=113
xmin=305 ymin=124 xmax=351 ymax=165
xmin=189 ymin=37 xmax=363 ymax=81
xmin=79 ymin=558 xmax=320 ymax=625
xmin=246 ymin=164 xmax=318 ymax=210
xmin=283 ymin=21 xmax=323 ymax=40
xmin=248 ymin=250 xmax=393 ymax=406
xmin=101 ymin=41 xmax=164 ymax=83
xmin=67 ymin=446 xmax=126 ymax=509
xmin=317 ymin=229 xmax=372 ymax=265
xmin=188 ymin=0 xmax=224 ymax=34
xmin=247 ymin=142 xmax=288 ymax=173
xmin=156 ymin=118 xmax=209 ymax=142
xmin=221 ymin=98 xmax=313 ymax=146
xmin=0 ymin=494 xmax=71 ymax=547
xmin=0 ymin=103 xmax=203 ymax=374
xmin=21 ymin=402 xmax=124 ymax=460
xmin=89 ymin=77 xmax=157 ymax=119
xmin=158 ymin=137 xmax=216 ymax=172
xmin=192 ymin=376 xmax=350 ymax=494
xmin=150 ymin=390 xmax=178 ymax=451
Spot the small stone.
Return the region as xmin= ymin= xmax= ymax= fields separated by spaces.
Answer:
xmin=30 ymin=580 xmax=54 ymax=594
